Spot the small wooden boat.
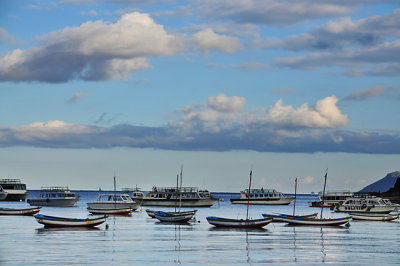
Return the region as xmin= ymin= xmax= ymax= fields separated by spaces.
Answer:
xmin=0 ymin=207 xmax=41 ymax=215
xmin=349 ymin=212 xmax=399 ymax=221
xmin=145 ymin=209 xmax=156 ymax=218
xmin=87 ymin=207 xmax=132 ymax=215
xmin=277 ymin=215 xmax=352 ymax=226
xmin=262 ymin=213 xmax=318 ymax=222
xmin=154 ymin=210 xmax=197 ymax=222
xmin=34 ymin=214 xmax=108 ymax=228
xmin=206 ymin=216 xmax=273 ymax=228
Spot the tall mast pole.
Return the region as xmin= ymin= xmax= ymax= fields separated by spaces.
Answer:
xmin=293 ymin=177 xmax=297 ymax=216
xmin=175 ymin=174 xmax=179 ymax=212
xmin=179 ymin=165 xmax=183 ymax=212
xmin=246 ymin=169 xmax=252 ymax=220
xmin=320 ymin=169 xmax=328 ymax=219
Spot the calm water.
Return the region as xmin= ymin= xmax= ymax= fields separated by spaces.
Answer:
xmin=1 ymin=191 xmax=399 ymax=265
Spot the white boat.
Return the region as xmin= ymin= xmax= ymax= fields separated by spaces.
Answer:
xmin=334 ymin=196 xmax=398 ymax=214
xmin=154 ymin=210 xmax=197 ymax=222
xmin=0 ymin=185 xmax=8 ymax=200
xmin=0 ymin=179 xmax=29 ymax=201
xmin=0 ymin=207 xmax=41 ymax=216
xmin=230 ymin=188 xmax=293 ymax=205
xmin=142 ymin=186 xmax=217 ymax=207
xmin=350 ymin=212 xmax=399 ymax=221
xmin=87 ymin=194 xmax=140 ymax=211
xmin=262 ymin=213 xmax=319 ymax=222
xmin=308 ymin=190 xmax=354 ymax=208
xmin=27 ymin=187 xmax=80 ymax=207
xmin=34 ymin=214 xmax=108 ymax=228
xmin=206 ymin=216 xmax=273 ymax=228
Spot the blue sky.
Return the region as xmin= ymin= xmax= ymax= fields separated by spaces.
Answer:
xmin=0 ymin=0 xmax=399 ymax=192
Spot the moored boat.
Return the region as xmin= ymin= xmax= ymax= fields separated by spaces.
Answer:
xmin=154 ymin=210 xmax=197 ymax=223
xmin=262 ymin=213 xmax=319 ymax=222
xmin=87 ymin=193 xmax=140 ymax=211
xmin=0 ymin=179 xmax=29 ymax=201
xmin=27 ymin=187 xmax=80 ymax=207
xmin=145 ymin=209 xmax=156 ymax=218
xmin=333 ymin=196 xmax=398 ymax=214
xmin=0 ymin=207 xmax=41 ymax=216
xmin=87 ymin=207 xmax=132 ymax=215
xmin=206 ymin=216 xmax=273 ymax=228
xmin=308 ymin=190 xmax=354 ymax=208
xmin=349 ymin=212 xmax=399 ymax=221
xmin=142 ymin=186 xmax=217 ymax=207
xmin=34 ymin=214 xmax=108 ymax=228
xmin=122 ymin=187 xmax=144 ymax=204
xmin=230 ymin=188 xmax=293 ymax=205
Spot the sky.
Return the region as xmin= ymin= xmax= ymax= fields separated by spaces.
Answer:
xmin=0 ymin=0 xmax=399 ymax=192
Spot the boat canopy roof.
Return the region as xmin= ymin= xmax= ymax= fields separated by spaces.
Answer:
xmin=40 ymin=186 xmax=71 ymax=192
xmin=0 ymin=179 xmax=23 ymax=184
xmin=242 ymin=188 xmax=281 ymax=194
xmin=96 ymin=194 xmax=132 ymax=201
xmin=151 ymin=186 xmax=199 ymax=193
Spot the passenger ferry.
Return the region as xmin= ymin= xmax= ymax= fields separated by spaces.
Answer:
xmin=308 ymin=190 xmax=354 ymax=208
xmin=230 ymin=188 xmax=294 ymax=205
xmin=0 ymin=179 xmax=29 ymax=201
xmin=333 ymin=196 xmax=399 ymax=213
xmin=141 ymin=186 xmax=218 ymax=207
xmin=27 ymin=187 xmax=80 ymax=207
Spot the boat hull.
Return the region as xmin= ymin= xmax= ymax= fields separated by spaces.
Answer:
xmin=154 ymin=210 xmax=197 ymax=222
xmin=262 ymin=213 xmax=318 ymax=222
xmin=0 ymin=207 xmax=41 ymax=216
xmin=1 ymin=191 xmax=29 ymax=201
xmin=230 ymin=198 xmax=294 ymax=205
xmin=141 ymin=198 xmax=217 ymax=207
xmin=28 ymin=197 xmax=80 ymax=207
xmin=277 ymin=215 xmax=352 ymax=226
xmin=350 ymin=213 xmax=399 ymax=221
xmin=206 ymin=216 xmax=273 ymax=228
xmin=87 ymin=207 xmax=132 ymax=215
xmin=87 ymin=202 xmax=140 ymax=211
xmin=334 ymin=205 xmax=396 ymax=214
xmin=34 ymin=214 xmax=108 ymax=228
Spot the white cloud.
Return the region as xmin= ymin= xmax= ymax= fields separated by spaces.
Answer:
xmin=207 ymin=94 xmax=245 ymax=112
xmin=190 ymin=28 xmax=242 ymax=53
xmin=0 ymin=12 xmax=183 ymax=83
xmin=262 ymin=96 xmax=349 ymax=128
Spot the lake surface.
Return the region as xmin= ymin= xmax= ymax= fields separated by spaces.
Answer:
xmin=1 ymin=191 xmax=399 ymax=265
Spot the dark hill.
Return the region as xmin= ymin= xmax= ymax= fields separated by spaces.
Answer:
xmin=359 ymin=171 xmax=400 ymax=193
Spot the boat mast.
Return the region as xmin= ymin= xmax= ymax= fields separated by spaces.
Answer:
xmin=246 ymin=169 xmax=252 ymax=221
xmin=175 ymin=173 xmax=179 ymax=212
xmin=114 ymin=174 xmax=117 ymax=209
xmin=320 ymin=169 xmax=328 ymax=219
xmin=293 ymin=177 xmax=297 ymax=216
xmin=179 ymin=165 xmax=183 ymax=212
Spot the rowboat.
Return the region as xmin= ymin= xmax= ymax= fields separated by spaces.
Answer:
xmin=146 ymin=209 xmax=156 ymax=218
xmin=206 ymin=216 xmax=273 ymax=228
xmin=87 ymin=207 xmax=132 ymax=215
xmin=153 ymin=167 xmax=198 ymax=223
xmin=262 ymin=213 xmax=318 ymax=222
xmin=277 ymin=215 xmax=352 ymax=226
xmin=0 ymin=207 xmax=41 ymax=215
xmin=154 ymin=210 xmax=197 ymax=223
xmin=34 ymin=214 xmax=108 ymax=228
xmin=206 ymin=170 xmax=272 ymax=229
xmin=349 ymin=212 xmax=399 ymax=221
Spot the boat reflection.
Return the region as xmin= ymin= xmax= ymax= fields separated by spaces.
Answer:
xmin=36 ymin=226 xmax=101 ymax=234
xmin=208 ymin=227 xmax=268 ymax=233
xmin=174 ymin=224 xmax=181 ymax=265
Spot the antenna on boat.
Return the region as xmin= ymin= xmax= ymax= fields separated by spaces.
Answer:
xmin=320 ymin=169 xmax=328 ymax=219
xmin=246 ymin=167 xmax=253 ymax=221
xmin=293 ymin=177 xmax=298 ymax=216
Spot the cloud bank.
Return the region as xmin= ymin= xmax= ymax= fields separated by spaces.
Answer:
xmin=1 ymin=94 xmax=398 ymax=153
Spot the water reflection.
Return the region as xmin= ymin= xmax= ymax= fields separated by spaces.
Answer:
xmin=174 ymin=224 xmax=181 ymax=265
xmin=36 ymin=227 xmax=101 ymax=234
xmin=320 ymin=228 xmax=326 ymax=263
